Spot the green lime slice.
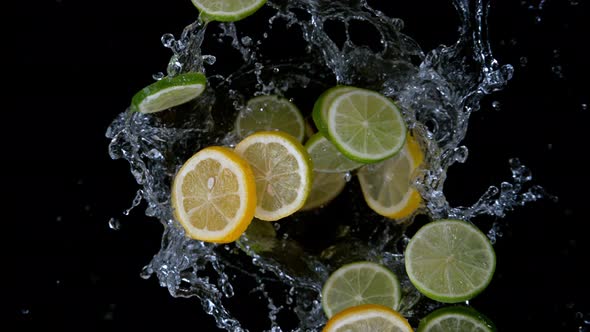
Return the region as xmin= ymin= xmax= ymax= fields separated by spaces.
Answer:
xmin=305 ymin=133 xmax=363 ymax=173
xmin=242 ymin=218 xmax=276 ymax=253
xmin=312 ymin=86 xmax=355 ymax=135
xmin=321 ymin=261 xmax=402 ymax=319
xmin=405 ymin=219 xmax=496 ymax=303
xmin=325 ymin=88 xmax=407 ymax=163
xmin=300 ymin=171 xmax=346 ymax=211
xmin=191 ymin=0 xmax=267 ymax=22
xmin=235 ymin=95 xmax=305 ymax=142
xmin=131 ymin=72 xmax=207 ymax=114
xmin=417 ymin=306 xmax=496 ymax=332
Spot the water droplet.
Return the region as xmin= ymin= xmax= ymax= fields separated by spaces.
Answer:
xmin=547 ymin=143 xmax=553 ymax=150
xmin=343 ymin=172 xmax=352 ymax=182
xmin=207 ymin=177 xmax=215 ymax=190
xmin=203 ymin=55 xmax=217 ymax=65
xmin=56 ymin=216 xmax=62 ymax=222
xmin=108 ymin=218 xmax=120 ymax=230
xmin=491 ymin=100 xmax=501 ymax=110
xmin=21 ymin=308 xmax=30 ymax=315
xmin=241 ymin=36 xmax=253 ymax=46
xmin=161 ymin=33 xmax=176 ymax=48
xmin=272 ymin=67 xmax=280 ymax=73
xmin=581 ymin=103 xmax=588 ymax=111
xmin=520 ymin=56 xmax=528 ymax=67
xmin=152 ymin=72 xmax=165 ymax=80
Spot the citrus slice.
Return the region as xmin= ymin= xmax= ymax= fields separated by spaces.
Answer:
xmin=306 ymin=133 xmax=363 ymax=173
xmin=325 ymin=88 xmax=407 ymax=163
xmin=191 ymin=0 xmax=267 ymax=22
xmin=323 ymin=304 xmax=413 ymax=332
xmin=235 ymin=95 xmax=305 ymax=142
xmin=301 ymin=171 xmax=346 ymax=211
xmin=241 ymin=218 xmax=277 ymax=253
xmin=131 ymin=72 xmax=207 ymax=114
xmin=312 ymin=85 xmax=355 ymax=135
xmin=234 ymin=131 xmax=313 ymax=221
xmin=171 ymin=146 xmax=256 ymax=243
xmin=404 ymin=219 xmax=496 ymax=303
xmin=357 ymin=134 xmax=423 ymax=220
xmin=417 ymin=306 xmax=496 ymax=332
xmin=321 ymin=261 xmax=402 ymax=318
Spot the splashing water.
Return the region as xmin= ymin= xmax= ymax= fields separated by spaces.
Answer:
xmin=106 ymin=0 xmax=549 ymax=330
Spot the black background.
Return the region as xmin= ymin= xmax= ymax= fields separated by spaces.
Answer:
xmin=5 ymin=0 xmax=589 ymax=330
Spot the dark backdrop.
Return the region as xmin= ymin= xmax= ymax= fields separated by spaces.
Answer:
xmin=5 ymin=0 xmax=589 ymax=330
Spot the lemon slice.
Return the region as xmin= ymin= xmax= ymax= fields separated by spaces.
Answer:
xmin=171 ymin=146 xmax=256 ymax=243
xmin=323 ymin=304 xmax=413 ymax=332
xmin=306 ymin=132 xmax=363 ymax=173
xmin=235 ymin=95 xmax=305 ymax=142
xmin=191 ymin=0 xmax=267 ymax=22
xmin=321 ymin=261 xmax=402 ymax=319
xmin=301 ymin=171 xmax=346 ymax=211
xmin=131 ymin=72 xmax=207 ymax=114
xmin=357 ymin=134 xmax=423 ymax=220
xmin=234 ymin=131 xmax=313 ymax=221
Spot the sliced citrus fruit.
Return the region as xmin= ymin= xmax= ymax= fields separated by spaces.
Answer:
xmin=325 ymin=88 xmax=407 ymax=163
xmin=171 ymin=146 xmax=256 ymax=243
xmin=306 ymin=132 xmax=363 ymax=173
xmin=131 ymin=72 xmax=207 ymax=114
xmin=301 ymin=171 xmax=346 ymax=211
xmin=312 ymin=85 xmax=355 ymax=135
xmin=357 ymin=134 xmax=423 ymax=220
xmin=241 ymin=218 xmax=277 ymax=253
xmin=323 ymin=304 xmax=413 ymax=332
xmin=234 ymin=131 xmax=313 ymax=221
xmin=321 ymin=261 xmax=402 ymax=318
xmin=417 ymin=306 xmax=496 ymax=332
xmin=191 ymin=0 xmax=267 ymax=22
xmin=405 ymin=219 xmax=496 ymax=303
xmin=235 ymin=95 xmax=305 ymax=142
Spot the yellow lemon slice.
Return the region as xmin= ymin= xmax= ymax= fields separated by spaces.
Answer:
xmin=171 ymin=146 xmax=256 ymax=243
xmin=323 ymin=304 xmax=413 ymax=332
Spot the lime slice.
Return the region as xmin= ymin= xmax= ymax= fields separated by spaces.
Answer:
xmin=242 ymin=218 xmax=277 ymax=252
xmin=312 ymin=86 xmax=355 ymax=135
xmin=234 ymin=131 xmax=313 ymax=221
xmin=306 ymin=133 xmax=363 ymax=173
xmin=325 ymin=88 xmax=407 ymax=163
xmin=417 ymin=306 xmax=496 ymax=332
xmin=301 ymin=171 xmax=346 ymax=211
xmin=191 ymin=0 xmax=267 ymax=22
xmin=323 ymin=304 xmax=413 ymax=332
xmin=235 ymin=95 xmax=305 ymax=142
xmin=404 ymin=219 xmax=496 ymax=303
xmin=321 ymin=261 xmax=402 ymax=318
xmin=131 ymin=72 xmax=207 ymax=114
xmin=357 ymin=134 xmax=423 ymax=220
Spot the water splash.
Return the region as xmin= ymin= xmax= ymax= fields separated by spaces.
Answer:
xmin=106 ymin=0 xmax=547 ymax=330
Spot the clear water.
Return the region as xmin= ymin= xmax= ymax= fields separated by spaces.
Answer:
xmin=106 ymin=0 xmax=549 ymax=330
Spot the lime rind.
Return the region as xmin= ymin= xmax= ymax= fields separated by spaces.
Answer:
xmin=417 ymin=306 xmax=497 ymax=332
xmin=305 ymin=133 xmax=363 ymax=173
xmin=312 ymin=86 xmax=356 ymax=135
xmin=191 ymin=0 xmax=268 ymax=22
xmin=405 ymin=219 xmax=496 ymax=303
xmin=321 ymin=261 xmax=402 ymax=319
xmin=131 ymin=72 xmax=207 ymax=114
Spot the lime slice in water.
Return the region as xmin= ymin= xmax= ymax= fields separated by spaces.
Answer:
xmin=305 ymin=133 xmax=363 ymax=173
xmin=301 ymin=171 xmax=346 ymax=211
xmin=404 ymin=219 xmax=496 ymax=303
xmin=321 ymin=261 xmax=402 ymax=319
xmin=235 ymin=95 xmax=305 ymax=142
xmin=131 ymin=72 xmax=207 ymax=114
xmin=312 ymin=85 xmax=355 ymax=135
xmin=417 ymin=306 xmax=496 ymax=332
xmin=191 ymin=0 xmax=267 ymax=22
xmin=325 ymin=88 xmax=407 ymax=163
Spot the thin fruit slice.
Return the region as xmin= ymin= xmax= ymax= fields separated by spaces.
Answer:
xmin=171 ymin=146 xmax=256 ymax=243
xmin=405 ymin=219 xmax=496 ymax=303
xmin=235 ymin=95 xmax=305 ymax=142
xmin=306 ymin=132 xmax=362 ymax=173
xmin=191 ymin=0 xmax=267 ymax=22
xmin=357 ymin=134 xmax=423 ymax=220
xmin=131 ymin=72 xmax=207 ymax=114
xmin=312 ymin=85 xmax=355 ymax=135
xmin=326 ymin=88 xmax=407 ymax=163
xmin=417 ymin=306 xmax=496 ymax=332
xmin=323 ymin=304 xmax=413 ymax=332
xmin=234 ymin=131 xmax=313 ymax=221
xmin=241 ymin=218 xmax=277 ymax=253
xmin=301 ymin=171 xmax=346 ymax=211
xmin=321 ymin=261 xmax=402 ymax=318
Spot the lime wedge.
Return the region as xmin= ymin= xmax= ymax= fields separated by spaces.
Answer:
xmin=325 ymin=88 xmax=407 ymax=163
xmin=405 ymin=219 xmax=496 ymax=303
xmin=305 ymin=133 xmax=363 ymax=173
xmin=191 ymin=0 xmax=267 ymax=22
xmin=417 ymin=306 xmax=496 ymax=332
xmin=312 ymin=86 xmax=355 ymax=135
xmin=235 ymin=95 xmax=305 ymax=142
xmin=321 ymin=261 xmax=402 ymax=318
xmin=131 ymin=72 xmax=207 ymax=114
